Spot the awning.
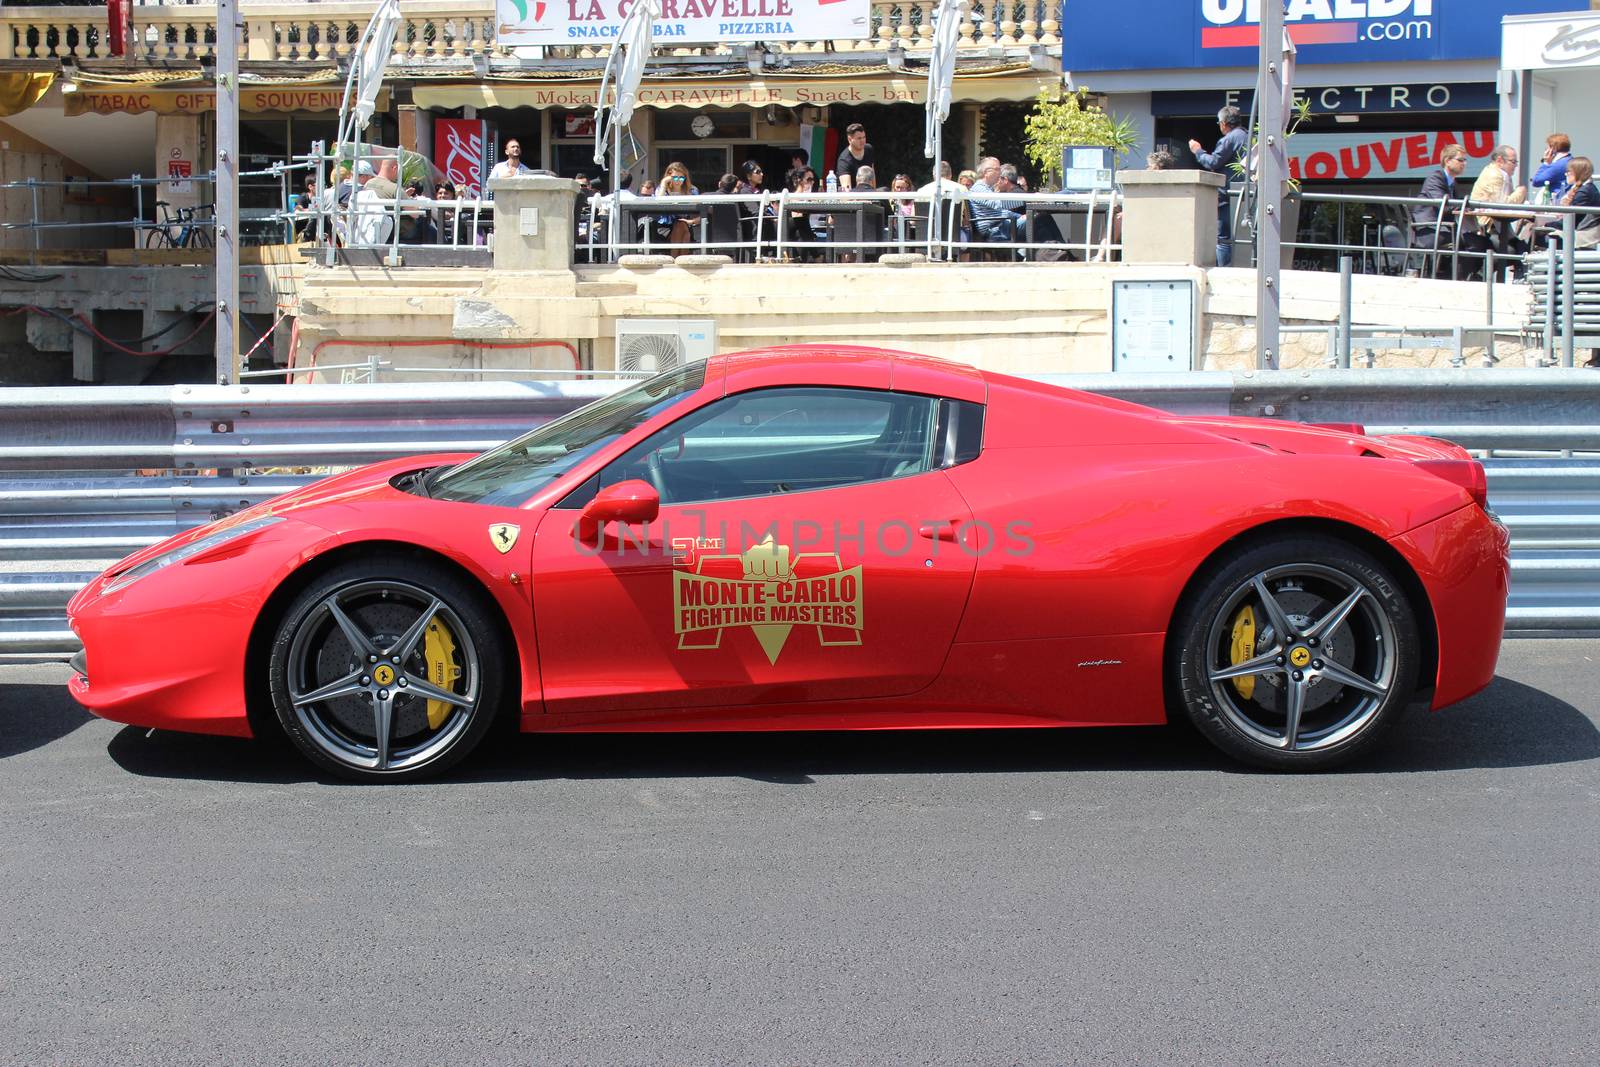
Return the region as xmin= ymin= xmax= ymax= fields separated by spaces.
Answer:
xmin=413 ymin=71 xmax=1058 ymax=111
xmin=63 ymin=86 xmax=383 ymax=117
xmin=0 ymin=72 xmax=54 ymax=118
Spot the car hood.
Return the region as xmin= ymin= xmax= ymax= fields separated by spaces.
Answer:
xmin=104 ymin=452 xmax=474 ymax=575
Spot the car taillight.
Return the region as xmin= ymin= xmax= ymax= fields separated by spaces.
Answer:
xmin=1416 ymin=459 xmax=1488 ymax=509
xmin=1311 ymin=422 xmax=1366 ymax=435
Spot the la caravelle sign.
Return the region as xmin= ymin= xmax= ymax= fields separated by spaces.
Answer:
xmin=495 ymin=0 xmax=869 ymax=45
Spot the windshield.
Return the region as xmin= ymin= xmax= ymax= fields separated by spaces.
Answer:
xmin=424 ymin=363 xmax=707 ymax=506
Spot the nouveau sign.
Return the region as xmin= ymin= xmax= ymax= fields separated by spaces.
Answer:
xmin=1288 ymin=129 xmax=1495 ymax=182
xmin=495 ymin=0 xmax=869 ymax=45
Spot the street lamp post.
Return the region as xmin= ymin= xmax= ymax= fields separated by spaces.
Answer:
xmin=1256 ymin=0 xmax=1286 ymax=371
xmin=215 ymin=0 xmax=241 ymax=384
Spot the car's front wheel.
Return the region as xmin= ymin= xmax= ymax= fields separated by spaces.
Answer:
xmin=267 ymin=557 xmax=507 ymax=782
xmin=1171 ymin=536 xmax=1421 ymax=770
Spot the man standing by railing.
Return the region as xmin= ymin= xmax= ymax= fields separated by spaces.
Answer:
xmin=488 ymin=139 xmax=532 ymax=181
xmin=835 ymin=124 xmax=874 ymax=191
xmin=1189 ymin=106 xmax=1248 ymax=267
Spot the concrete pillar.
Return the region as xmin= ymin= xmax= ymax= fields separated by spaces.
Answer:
xmin=155 ymin=114 xmax=205 ymax=213
xmin=1118 ymin=169 xmax=1224 ymax=266
xmin=490 ymin=175 xmax=578 ymax=271
xmin=245 ymin=18 xmax=274 ymax=60
xmin=71 ymin=324 xmax=99 ymax=382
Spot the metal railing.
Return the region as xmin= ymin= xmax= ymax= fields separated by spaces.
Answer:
xmin=1244 ymin=189 xmax=1600 ymax=368
xmin=1284 ymin=189 xmax=1596 ymax=280
xmin=2 ymin=369 xmax=1597 ymax=658
xmin=0 ymin=173 xmax=219 ymax=261
xmin=580 ymin=189 xmax=1121 ymax=264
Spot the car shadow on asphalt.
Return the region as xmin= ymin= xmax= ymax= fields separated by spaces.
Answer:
xmin=100 ymin=674 xmax=1600 ymax=785
xmin=0 ymin=684 xmax=94 ymax=760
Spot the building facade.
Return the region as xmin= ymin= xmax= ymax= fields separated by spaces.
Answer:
xmin=0 ymin=0 xmax=1063 ymax=248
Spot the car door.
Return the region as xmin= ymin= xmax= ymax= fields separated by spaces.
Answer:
xmin=529 ymin=386 xmax=980 ymax=716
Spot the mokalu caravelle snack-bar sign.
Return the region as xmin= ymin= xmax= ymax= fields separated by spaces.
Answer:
xmin=495 ymin=0 xmax=869 ymax=45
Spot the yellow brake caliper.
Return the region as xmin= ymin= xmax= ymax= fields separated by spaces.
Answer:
xmin=423 ymin=616 xmax=462 ymax=730
xmin=1228 ymin=604 xmax=1257 ymax=701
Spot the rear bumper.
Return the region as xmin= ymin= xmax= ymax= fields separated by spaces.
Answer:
xmin=1390 ymin=504 xmax=1510 ymax=710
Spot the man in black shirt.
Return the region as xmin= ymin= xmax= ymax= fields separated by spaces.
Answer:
xmin=835 ymin=123 xmax=875 ymax=189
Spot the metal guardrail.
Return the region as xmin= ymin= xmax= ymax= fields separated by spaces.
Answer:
xmin=2 ymin=370 xmax=1597 ymax=658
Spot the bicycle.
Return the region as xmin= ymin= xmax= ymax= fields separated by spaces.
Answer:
xmin=144 ymin=201 xmax=215 ymax=249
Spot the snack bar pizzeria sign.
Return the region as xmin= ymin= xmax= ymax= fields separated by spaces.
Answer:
xmin=495 ymin=0 xmax=869 ymax=45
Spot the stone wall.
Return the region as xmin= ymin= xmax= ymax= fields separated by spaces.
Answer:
xmin=291 ymin=256 xmax=1539 ymax=380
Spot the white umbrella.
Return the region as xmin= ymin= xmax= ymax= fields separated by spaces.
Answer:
xmin=924 ymin=0 xmax=967 ymax=254
xmin=595 ymin=0 xmax=657 ymax=167
xmin=330 ymin=0 xmax=402 ymax=264
xmin=338 ymin=0 xmax=402 ymax=145
xmin=595 ymin=0 xmax=657 ymax=259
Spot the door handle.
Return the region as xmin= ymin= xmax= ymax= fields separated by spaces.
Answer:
xmin=917 ymin=522 xmax=961 ymax=542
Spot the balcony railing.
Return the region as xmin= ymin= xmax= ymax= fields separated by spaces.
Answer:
xmin=1 ymin=2 xmax=1059 ymax=63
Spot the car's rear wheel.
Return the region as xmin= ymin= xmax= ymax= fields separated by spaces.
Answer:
xmin=1171 ymin=536 xmax=1420 ymax=770
xmin=267 ymin=558 xmax=506 ymax=782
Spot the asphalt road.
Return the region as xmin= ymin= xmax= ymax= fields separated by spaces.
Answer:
xmin=2 ymin=640 xmax=1598 ymax=1066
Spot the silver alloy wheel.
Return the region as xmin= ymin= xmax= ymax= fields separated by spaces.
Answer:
xmin=285 ymin=579 xmax=480 ymax=773
xmin=1202 ymin=563 xmax=1397 ymax=753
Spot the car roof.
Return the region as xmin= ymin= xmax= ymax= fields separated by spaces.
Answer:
xmin=708 ymin=344 xmax=986 ymax=403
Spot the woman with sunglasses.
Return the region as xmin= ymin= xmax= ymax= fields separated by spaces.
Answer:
xmin=651 ymin=162 xmax=700 ymax=255
xmin=784 ymin=166 xmax=828 ymax=261
xmin=735 ymin=160 xmax=777 ymax=258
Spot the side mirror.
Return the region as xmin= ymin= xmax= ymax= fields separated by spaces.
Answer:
xmin=577 ymin=479 xmax=660 ymax=543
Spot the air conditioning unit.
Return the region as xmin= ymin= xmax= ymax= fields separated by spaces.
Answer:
xmin=614 ymin=318 xmax=717 ymax=374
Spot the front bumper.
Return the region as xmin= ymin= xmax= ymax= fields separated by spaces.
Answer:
xmin=66 ymin=520 xmax=335 ymax=738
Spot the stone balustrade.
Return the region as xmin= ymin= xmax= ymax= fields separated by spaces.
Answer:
xmin=1 ymin=1 xmax=1058 ymax=63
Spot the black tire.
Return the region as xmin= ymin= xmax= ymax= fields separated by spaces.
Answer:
xmin=267 ymin=556 xmax=507 ymax=782
xmin=144 ymin=226 xmax=168 ymax=250
xmin=1170 ymin=535 xmax=1420 ymax=771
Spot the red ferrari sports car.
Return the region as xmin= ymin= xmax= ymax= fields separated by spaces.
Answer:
xmin=67 ymin=346 xmax=1509 ymax=780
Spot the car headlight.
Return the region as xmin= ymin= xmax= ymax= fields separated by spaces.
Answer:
xmin=102 ymin=516 xmax=285 ymax=596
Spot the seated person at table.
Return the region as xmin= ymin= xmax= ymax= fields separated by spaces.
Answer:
xmin=918 ymin=161 xmax=970 ymax=244
xmin=785 ymin=166 xmax=827 ymax=259
xmin=652 ymin=162 xmax=700 ymax=255
xmin=851 ymin=165 xmax=878 ymax=194
xmin=891 ymin=174 xmax=916 ymax=217
xmin=1466 ymin=144 xmax=1528 ymax=260
xmin=1409 ymin=144 xmax=1467 ymax=275
xmin=1532 ymin=133 xmax=1573 ymax=203
xmin=968 ymin=156 xmax=1023 ymax=243
xmin=1560 ymin=155 xmax=1600 ymax=250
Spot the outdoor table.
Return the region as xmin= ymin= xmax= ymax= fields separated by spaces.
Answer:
xmin=795 ymin=197 xmax=885 ymax=261
xmin=1022 ymin=198 xmax=1093 ymax=260
xmin=616 ymin=197 xmax=706 ymax=256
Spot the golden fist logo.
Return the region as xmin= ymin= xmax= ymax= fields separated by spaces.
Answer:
xmin=741 ymin=536 xmax=794 ymax=583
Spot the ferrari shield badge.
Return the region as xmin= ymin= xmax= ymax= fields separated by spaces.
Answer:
xmin=672 ymin=535 xmax=863 ymax=665
xmin=488 ymin=523 xmax=521 ymax=554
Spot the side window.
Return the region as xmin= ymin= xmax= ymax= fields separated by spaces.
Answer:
xmin=600 ymin=387 xmax=941 ymax=504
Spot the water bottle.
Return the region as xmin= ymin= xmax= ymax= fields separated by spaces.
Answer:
xmin=825 ymin=171 xmax=838 ymax=195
